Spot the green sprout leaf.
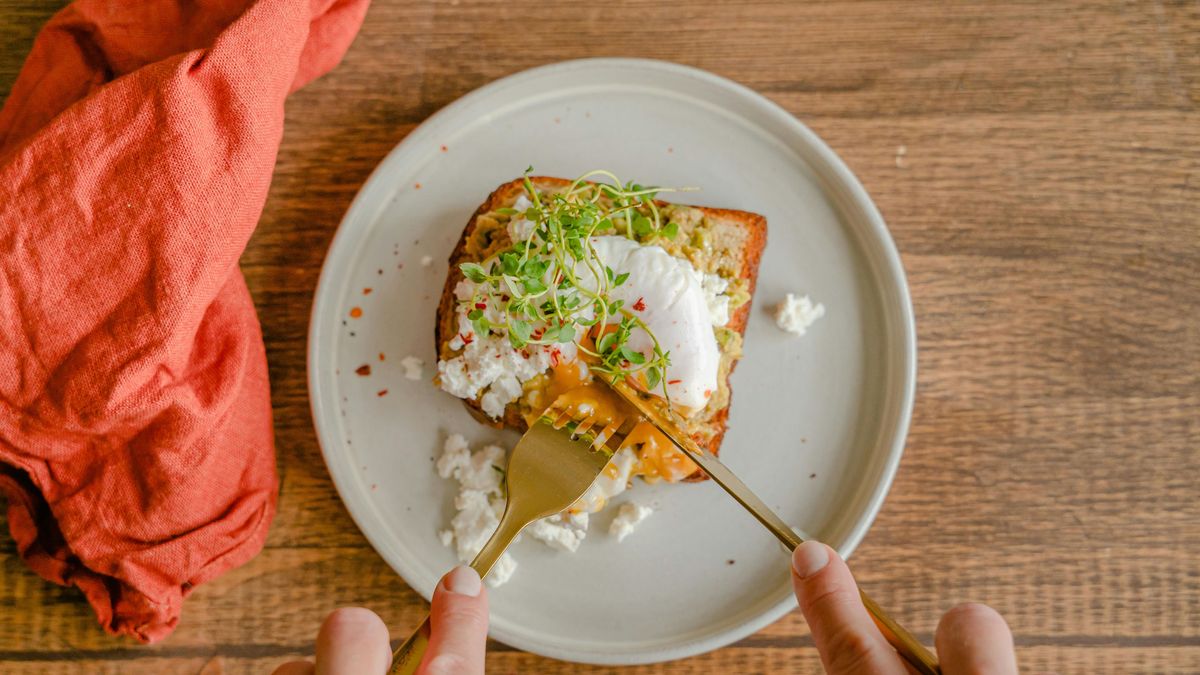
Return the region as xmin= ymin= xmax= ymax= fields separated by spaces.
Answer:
xmin=510 ymin=319 xmax=532 ymax=344
xmin=597 ymin=332 xmax=617 ymax=355
xmin=460 ymin=262 xmax=488 ymax=283
xmin=522 ymin=277 xmax=546 ymax=294
xmin=632 ymin=214 xmax=653 ymax=237
xmin=645 ymin=366 xmax=662 ymax=389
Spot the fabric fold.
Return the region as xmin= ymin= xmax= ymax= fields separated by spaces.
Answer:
xmin=0 ymin=0 xmax=369 ymax=642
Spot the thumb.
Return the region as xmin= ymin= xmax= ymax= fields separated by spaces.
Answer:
xmin=419 ymin=566 xmax=490 ymax=675
xmin=791 ymin=540 xmax=907 ymax=675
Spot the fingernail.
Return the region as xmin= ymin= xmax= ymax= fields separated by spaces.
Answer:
xmin=444 ymin=565 xmax=482 ymax=597
xmin=792 ymin=540 xmax=830 ymax=578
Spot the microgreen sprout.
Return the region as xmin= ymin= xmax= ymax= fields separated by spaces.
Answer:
xmin=458 ymin=168 xmax=692 ymax=403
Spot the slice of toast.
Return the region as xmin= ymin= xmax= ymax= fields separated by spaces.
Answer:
xmin=435 ymin=177 xmax=766 ymax=481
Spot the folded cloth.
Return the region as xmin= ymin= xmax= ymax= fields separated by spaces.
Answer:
xmin=0 ymin=0 xmax=368 ymax=642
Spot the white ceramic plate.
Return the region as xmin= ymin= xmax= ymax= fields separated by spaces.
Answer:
xmin=308 ymin=58 xmax=915 ymax=665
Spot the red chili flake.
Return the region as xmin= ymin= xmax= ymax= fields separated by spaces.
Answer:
xmin=532 ymin=328 xmax=544 ymax=339
xmin=474 ymin=302 xmax=487 ymax=310
xmin=362 ymin=288 xmax=373 ymax=295
xmin=495 ymin=353 xmax=502 ymax=359
xmin=703 ymin=389 xmax=712 ymax=398
xmin=355 ymin=365 xmax=371 ymax=376
xmin=414 ymin=182 xmax=422 ymax=189
xmin=440 ymin=145 xmax=448 ymax=152
xmin=500 ymin=294 xmax=510 ymax=301
xmin=461 ymin=332 xmax=474 ymax=345
xmin=667 ymin=379 xmax=682 ymax=385
xmin=377 ymin=389 xmax=388 ymax=397
xmin=521 ymin=351 xmax=530 ymax=359
xmin=550 ymin=349 xmax=560 ymax=367
xmin=378 ymin=352 xmax=386 ymax=361
xmin=349 ymin=307 xmax=363 ymax=318
xmin=632 ymin=297 xmax=646 ymax=311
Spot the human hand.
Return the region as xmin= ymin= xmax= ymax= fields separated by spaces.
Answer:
xmin=791 ymin=540 xmax=1018 ymax=674
xmin=271 ymin=565 xmax=490 ymax=675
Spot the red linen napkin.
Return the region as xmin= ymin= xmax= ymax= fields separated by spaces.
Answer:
xmin=0 ymin=0 xmax=368 ymax=642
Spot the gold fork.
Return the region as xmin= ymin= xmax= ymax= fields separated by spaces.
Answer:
xmin=388 ymin=397 xmax=629 ymax=674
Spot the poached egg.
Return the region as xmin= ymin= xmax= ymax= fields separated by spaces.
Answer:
xmin=584 ymin=235 xmax=720 ymax=412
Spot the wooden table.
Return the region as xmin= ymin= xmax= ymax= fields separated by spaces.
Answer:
xmin=1 ymin=1 xmax=1197 ymax=673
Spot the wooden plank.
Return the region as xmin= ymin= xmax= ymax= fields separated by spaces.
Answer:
xmin=0 ymin=0 xmax=1197 ymax=673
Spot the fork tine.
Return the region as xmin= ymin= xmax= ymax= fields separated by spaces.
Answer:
xmin=573 ymin=415 xmax=598 ymax=436
xmin=545 ymin=404 xmax=573 ymax=429
xmin=593 ymin=415 xmax=627 ymax=451
xmin=540 ymin=397 xmax=634 ymax=452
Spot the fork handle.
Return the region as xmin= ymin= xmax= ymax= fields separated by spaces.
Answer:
xmin=388 ymin=506 xmax=528 ymax=674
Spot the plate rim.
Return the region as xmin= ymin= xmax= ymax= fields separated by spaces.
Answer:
xmin=307 ymin=57 xmax=917 ymax=665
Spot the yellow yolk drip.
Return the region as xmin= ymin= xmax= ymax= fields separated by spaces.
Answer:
xmin=625 ymin=422 xmax=699 ymax=483
xmin=543 ymin=364 xmax=697 ymax=483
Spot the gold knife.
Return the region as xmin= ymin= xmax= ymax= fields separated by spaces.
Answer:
xmin=599 ymin=374 xmax=941 ymax=675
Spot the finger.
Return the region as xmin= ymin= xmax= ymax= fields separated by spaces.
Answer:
xmin=792 ymin=540 xmax=907 ymax=675
xmin=936 ymin=603 xmax=1018 ymax=675
xmin=271 ymin=662 xmax=315 ymax=675
xmin=421 ymin=566 xmax=489 ymax=675
xmin=315 ymin=607 xmax=392 ymax=675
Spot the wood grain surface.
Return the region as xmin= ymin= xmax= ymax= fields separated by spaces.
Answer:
xmin=1 ymin=1 xmax=1197 ymax=673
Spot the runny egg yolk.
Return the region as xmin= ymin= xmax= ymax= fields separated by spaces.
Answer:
xmin=544 ymin=364 xmax=698 ymax=484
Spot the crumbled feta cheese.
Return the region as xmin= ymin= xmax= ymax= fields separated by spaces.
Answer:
xmin=702 ymin=273 xmax=732 ymax=327
xmin=526 ymin=512 xmax=589 ymax=553
xmin=437 ymin=435 xmax=650 ymax=585
xmin=436 ymin=435 xmax=520 ymax=585
xmin=447 ymin=488 xmax=501 ymax=562
xmin=401 ymin=355 xmax=423 ymax=381
xmin=487 ymin=552 xmax=517 ymax=587
xmin=479 ymin=373 xmax=522 ymax=419
xmin=773 ymin=293 xmax=825 ymax=336
xmin=609 ymin=502 xmax=653 ymax=542
xmin=437 ymin=279 xmax=573 ymax=418
xmin=421 ymin=255 xmax=433 ymax=267
xmin=507 ymin=195 xmax=536 ymax=243
xmin=435 ymin=433 xmax=470 ymax=477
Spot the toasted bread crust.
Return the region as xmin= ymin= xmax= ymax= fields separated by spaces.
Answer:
xmin=435 ymin=177 xmax=767 ymax=480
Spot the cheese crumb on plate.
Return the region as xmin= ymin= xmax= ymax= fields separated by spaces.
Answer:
xmin=400 ymin=355 xmax=424 ymax=381
xmin=436 ymin=433 xmax=651 ymax=586
xmin=609 ymin=502 xmax=653 ymax=542
xmin=773 ymin=292 xmax=825 ymax=336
